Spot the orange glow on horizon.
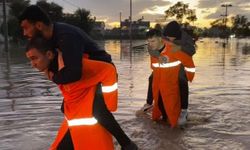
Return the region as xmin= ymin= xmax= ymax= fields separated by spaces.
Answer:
xmin=105 ymin=19 xmax=214 ymax=29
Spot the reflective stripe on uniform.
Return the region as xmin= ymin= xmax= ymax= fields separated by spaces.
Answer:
xmin=184 ymin=67 xmax=196 ymax=73
xmin=66 ymin=117 xmax=98 ymax=126
xmin=102 ymin=82 xmax=118 ymax=93
xmin=152 ymin=61 xmax=181 ymax=68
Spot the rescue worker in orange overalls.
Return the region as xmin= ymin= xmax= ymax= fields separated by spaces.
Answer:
xmin=146 ymin=29 xmax=195 ymax=127
xmin=51 ymin=58 xmax=117 ymax=150
xmin=141 ymin=21 xmax=196 ymax=127
xmin=20 ymin=5 xmax=137 ymax=150
xmin=25 ymin=36 xmax=123 ymax=149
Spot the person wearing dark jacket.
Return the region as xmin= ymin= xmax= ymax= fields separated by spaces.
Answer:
xmin=19 ymin=5 xmax=137 ymax=150
xmin=140 ymin=21 xmax=195 ymax=126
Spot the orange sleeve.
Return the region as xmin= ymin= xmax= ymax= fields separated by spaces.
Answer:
xmin=175 ymin=50 xmax=195 ymax=82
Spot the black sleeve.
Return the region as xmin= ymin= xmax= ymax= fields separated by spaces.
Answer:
xmin=52 ymin=34 xmax=83 ymax=84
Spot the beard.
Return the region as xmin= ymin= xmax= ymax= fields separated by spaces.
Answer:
xmin=26 ymin=29 xmax=44 ymax=40
xmin=33 ymin=29 xmax=44 ymax=39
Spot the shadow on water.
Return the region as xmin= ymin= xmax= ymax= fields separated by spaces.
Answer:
xmin=242 ymin=44 xmax=250 ymax=55
xmin=1 ymin=38 xmax=250 ymax=150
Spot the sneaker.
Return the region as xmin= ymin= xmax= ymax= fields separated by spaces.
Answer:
xmin=141 ymin=103 xmax=153 ymax=112
xmin=178 ymin=109 xmax=188 ymax=126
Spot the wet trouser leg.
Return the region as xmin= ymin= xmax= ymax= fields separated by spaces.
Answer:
xmin=93 ymin=83 xmax=132 ymax=147
xmin=158 ymin=92 xmax=167 ymax=121
xmin=179 ymin=65 xmax=189 ymax=109
xmin=59 ymin=84 xmax=133 ymax=148
xmin=58 ymin=130 xmax=74 ymax=150
xmin=146 ymin=73 xmax=153 ymax=105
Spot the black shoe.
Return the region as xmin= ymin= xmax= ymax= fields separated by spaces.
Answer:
xmin=121 ymin=141 xmax=138 ymax=150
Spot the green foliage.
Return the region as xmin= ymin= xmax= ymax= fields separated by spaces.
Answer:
xmin=165 ymin=1 xmax=197 ymax=24
xmin=231 ymin=15 xmax=250 ymax=37
xmin=209 ymin=18 xmax=227 ymax=37
xmin=209 ymin=15 xmax=250 ymax=37
xmin=36 ymin=0 xmax=63 ymax=21
xmin=7 ymin=17 xmax=23 ymax=42
xmin=4 ymin=0 xmax=30 ymax=42
xmin=186 ymin=9 xmax=197 ymax=24
xmin=9 ymin=0 xmax=30 ymax=17
xmin=3 ymin=0 xmax=96 ymax=42
xmin=63 ymin=8 xmax=95 ymax=34
xmin=210 ymin=18 xmax=225 ymax=29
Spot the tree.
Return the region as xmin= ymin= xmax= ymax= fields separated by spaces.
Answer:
xmin=231 ymin=15 xmax=250 ymax=37
xmin=186 ymin=9 xmax=197 ymax=25
xmin=4 ymin=0 xmax=30 ymax=43
xmin=2 ymin=0 xmax=96 ymax=42
xmin=63 ymin=8 xmax=95 ymax=34
xmin=208 ymin=18 xmax=225 ymax=37
xmin=8 ymin=0 xmax=30 ymax=17
xmin=36 ymin=0 xmax=63 ymax=21
xmin=210 ymin=18 xmax=224 ymax=28
xmin=165 ymin=1 xmax=197 ymax=24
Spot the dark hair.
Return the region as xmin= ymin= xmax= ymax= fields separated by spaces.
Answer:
xmin=26 ymin=35 xmax=54 ymax=53
xmin=19 ymin=5 xmax=51 ymax=25
xmin=163 ymin=21 xmax=181 ymax=40
xmin=146 ymin=29 xmax=162 ymax=39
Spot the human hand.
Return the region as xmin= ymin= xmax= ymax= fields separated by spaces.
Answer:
xmin=57 ymin=49 xmax=65 ymax=71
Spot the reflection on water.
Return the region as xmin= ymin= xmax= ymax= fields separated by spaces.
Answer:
xmin=0 ymin=38 xmax=250 ymax=150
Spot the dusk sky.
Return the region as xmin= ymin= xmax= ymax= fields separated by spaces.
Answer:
xmin=31 ymin=0 xmax=250 ymax=28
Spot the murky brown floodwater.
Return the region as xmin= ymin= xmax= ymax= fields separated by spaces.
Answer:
xmin=0 ymin=38 xmax=250 ymax=150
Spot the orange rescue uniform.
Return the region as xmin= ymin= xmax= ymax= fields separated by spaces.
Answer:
xmin=151 ymin=41 xmax=195 ymax=127
xmin=50 ymin=58 xmax=118 ymax=150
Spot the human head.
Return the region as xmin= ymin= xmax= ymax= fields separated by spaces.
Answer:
xmin=19 ymin=5 xmax=52 ymax=40
xmin=146 ymin=29 xmax=163 ymax=50
xmin=25 ymin=36 xmax=54 ymax=72
xmin=163 ymin=21 xmax=181 ymax=41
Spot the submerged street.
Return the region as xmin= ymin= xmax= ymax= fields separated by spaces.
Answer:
xmin=0 ymin=38 xmax=250 ymax=150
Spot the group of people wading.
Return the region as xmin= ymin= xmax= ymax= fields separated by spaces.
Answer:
xmin=20 ymin=5 xmax=196 ymax=150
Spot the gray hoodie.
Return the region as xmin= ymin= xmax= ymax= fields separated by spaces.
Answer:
xmin=173 ymin=30 xmax=196 ymax=56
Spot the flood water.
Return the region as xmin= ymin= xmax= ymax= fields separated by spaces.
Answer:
xmin=0 ymin=38 xmax=250 ymax=150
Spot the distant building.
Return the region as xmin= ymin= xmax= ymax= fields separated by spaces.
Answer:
xmin=121 ymin=19 xmax=150 ymax=31
xmin=92 ymin=21 xmax=105 ymax=34
xmin=120 ymin=18 xmax=150 ymax=38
